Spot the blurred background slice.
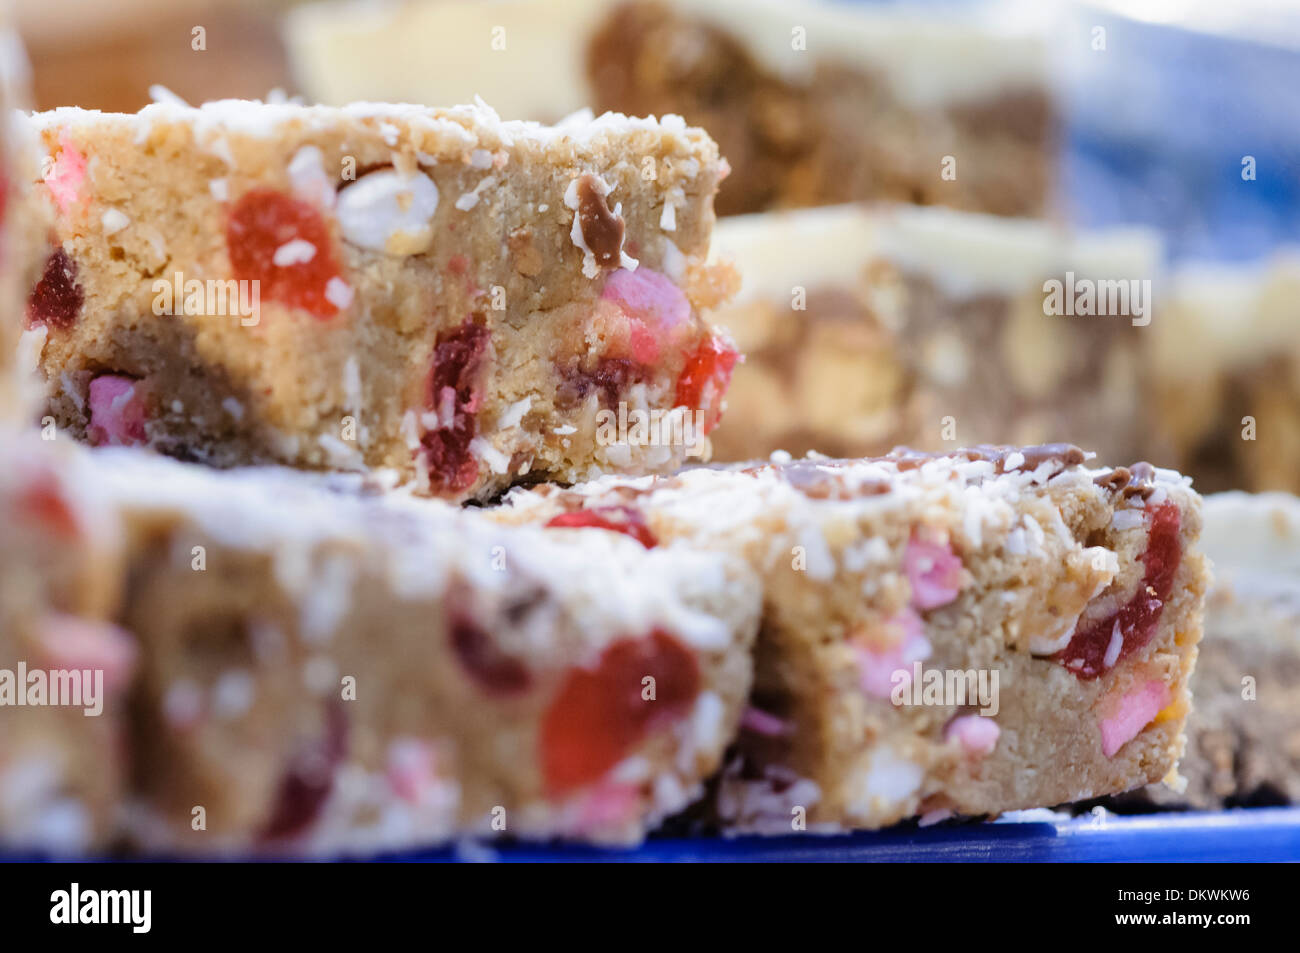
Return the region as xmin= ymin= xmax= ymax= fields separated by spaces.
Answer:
xmin=16 ymin=0 xmax=290 ymax=111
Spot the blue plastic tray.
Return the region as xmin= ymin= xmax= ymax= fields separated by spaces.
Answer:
xmin=370 ymin=807 xmax=1300 ymax=863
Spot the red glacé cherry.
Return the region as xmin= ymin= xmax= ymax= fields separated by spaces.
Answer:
xmin=675 ymin=335 xmax=739 ymax=434
xmin=421 ymin=319 xmax=491 ymax=493
xmin=1052 ymin=501 xmax=1182 ymax=679
xmin=545 ymin=505 xmax=658 ymax=549
xmin=449 ymin=615 xmax=532 ymax=695
xmin=27 ymin=249 xmax=83 ymax=330
xmin=540 ymin=630 xmax=699 ymax=795
xmin=227 ymin=188 xmax=341 ymax=320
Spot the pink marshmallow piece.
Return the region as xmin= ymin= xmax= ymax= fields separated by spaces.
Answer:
xmin=36 ymin=613 xmax=137 ymax=692
xmin=856 ymin=609 xmax=931 ymax=699
xmin=600 ymin=267 xmax=692 ymax=365
xmin=385 ymin=738 xmax=442 ymax=805
xmin=573 ymin=780 xmax=642 ymax=833
xmin=601 ymin=268 xmax=690 ymax=331
xmin=45 ymin=135 xmax=88 ymax=216
xmin=1099 ymin=679 xmax=1171 ymax=758
xmin=905 ymin=533 xmax=964 ymax=610
xmin=740 ymin=706 xmax=791 ymax=737
xmin=944 ymin=714 xmax=1001 ymax=758
xmin=87 ymin=374 xmax=148 ymax=447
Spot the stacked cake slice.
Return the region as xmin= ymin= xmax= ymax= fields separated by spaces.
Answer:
xmin=287 ymin=0 xmax=1055 ymax=217
xmin=0 ymin=31 xmax=1214 ymax=852
xmin=705 ymin=204 xmax=1161 ymax=466
xmin=95 ymin=450 xmax=760 ymax=854
xmin=1105 ymin=491 xmax=1300 ymax=810
xmin=21 ymin=99 xmax=737 ymax=501
xmin=495 ymin=447 xmax=1208 ymax=831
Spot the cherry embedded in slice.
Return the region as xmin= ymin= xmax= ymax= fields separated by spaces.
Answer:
xmin=545 ymin=505 xmax=658 ymax=549
xmin=260 ymin=702 xmax=348 ymax=842
xmin=557 ymin=355 xmax=647 ymax=409
xmin=227 ymin=188 xmax=342 ymax=320
xmin=14 ymin=480 xmax=81 ymax=540
xmin=420 ymin=319 xmax=491 ymax=493
xmin=449 ymin=614 xmax=532 ymax=695
xmin=540 ymin=629 xmax=699 ymax=795
xmin=1052 ymin=501 xmax=1182 ymax=679
xmin=675 ymin=335 xmax=739 ymax=434
xmin=27 ymin=249 xmax=83 ymax=330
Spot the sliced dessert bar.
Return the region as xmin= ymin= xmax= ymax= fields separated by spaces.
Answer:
xmin=1 ymin=21 xmax=43 ymax=419
xmin=21 ymin=99 xmax=737 ymax=500
xmin=496 ymin=445 xmax=1208 ymax=831
xmin=705 ymin=204 xmax=1161 ymax=466
xmin=1105 ymin=491 xmax=1300 ymax=811
xmin=287 ymin=0 xmax=1055 ymax=217
xmin=0 ymin=435 xmax=134 ymax=852
xmin=97 ymin=451 xmax=759 ymax=854
xmin=1154 ymin=254 xmax=1300 ymax=494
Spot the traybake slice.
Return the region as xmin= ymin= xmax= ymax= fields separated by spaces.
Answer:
xmin=705 ymin=204 xmax=1161 ymax=467
xmin=1105 ymin=491 xmax=1300 ymax=811
xmin=94 ymin=451 xmax=759 ymax=854
xmin=287 ymin=0 xmax=1054 ymax=217
xmin=21 ymin=98 xmax=737 ymax=500
xmin=0 ymin=434 xmax=134 ymax=853
xmin=1153 ymin=254 xmax=1300 ymax=494
xmin=496 ymin=445 xmax=1209 ymax=832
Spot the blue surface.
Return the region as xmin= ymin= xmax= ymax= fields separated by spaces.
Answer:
xmin=1061 ymin=7 xmax=1300 ymax=261
xmin=370 ymin=808 xmax=1300 ymax=863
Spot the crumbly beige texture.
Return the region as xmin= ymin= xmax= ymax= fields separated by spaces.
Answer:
xmin=496 ymin=446 xmax=1208 ymax=832
xmin=0 ymin=434 xmax=132 ymax=852
xmin=1104 ymin=492 xmax=1300 ymax=811
xmin=587 ymin=0 xmax=1054 ymax=217
xmin=23 ymin=100 xmax=734 ymax=500
xmin=93 ymin=450 xmax=759 ymax=855
xmin=706 ymin=206 xmax=1157 ymax=466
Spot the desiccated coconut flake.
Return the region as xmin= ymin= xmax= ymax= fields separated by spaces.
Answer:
xmin=469 ymin=436 xmax=510 ymax=475
xmin=287 ymin=144 xmax=336 ymax=209
xmin=400 ymin=410 xmax=421 ymax=450
xmin=1102 ymin=619 xmax=1124 ymax=669
xmin=324 ymin=277 xmax=354 ymax=310
xmin=100 ymin=209 xmax=129 ymax=234
xmin=272 ymin=239 xmax=317 ymax=267
xmin=497 ymin=396 xmax=532 ymax=430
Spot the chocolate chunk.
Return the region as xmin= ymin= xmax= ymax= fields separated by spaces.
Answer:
xmin=575 ymin=173 xmax=625 ymax=267
xmin=1095 ymin=462 xmax=1158 ymax=500
xmin=1013 ymin=443 xmax=1088 ymax=472
xmin=1094 ymin=467 xmax=1131 ymax=491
